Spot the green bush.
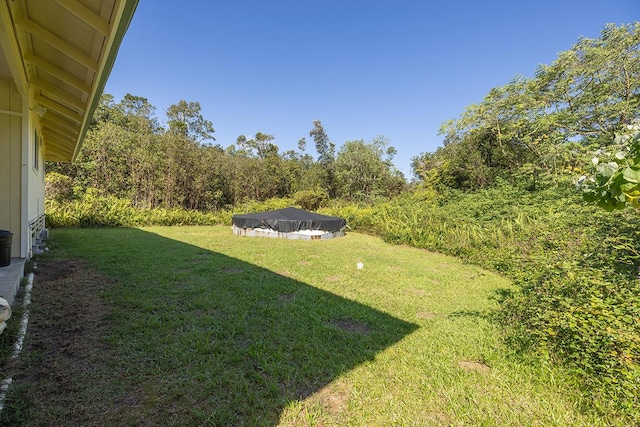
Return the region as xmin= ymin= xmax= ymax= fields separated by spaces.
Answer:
xmin=293 ymin=189 xmax=328 ymax=210
xmin=45 ymin=171 xmax=75 ymax=202
xmin=233 ymin=197 xmax=295 ymax=215
xmin=46 ymin=190 xmax=230 ymax=228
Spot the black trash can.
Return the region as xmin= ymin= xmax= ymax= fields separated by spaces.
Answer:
xmin=0 ymin=230 xmax=12 ymax=267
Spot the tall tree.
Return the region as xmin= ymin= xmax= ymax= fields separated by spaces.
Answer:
xmin=119 ymin=94 xmax=159 ymax=134
xmin=310 ymin=120 xmax=335 ymax=166
xmin=166 ymin=100 xmax=215 ymax=142
xmin=309 ymin=120 xmax=336 ymax=196
xmin=238 ymin=132 xmax=277 ymax=159
xmin=335 ymin=136 xmax=405 ymax=201
xmin=412 ymin=23 xmax=640 ymax=190
xmin=534 ymin=23 xmax=640 ymax=145
xmin=297 ymin=137 xmax=306 ymax=153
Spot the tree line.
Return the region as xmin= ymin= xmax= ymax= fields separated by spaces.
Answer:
xmin=411 ymin=22 xmax=640 ymax=192
xmin=47 ymin=96 xmax=406 ymax=211
xmin=48 ymin=23 xmax=639 ymax=207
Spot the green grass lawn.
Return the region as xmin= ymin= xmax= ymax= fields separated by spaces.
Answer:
xmin=1 ymin=226 xmax=608 ymax=426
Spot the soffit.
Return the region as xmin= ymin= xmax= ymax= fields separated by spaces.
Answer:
xmin=2 ymin=0 xmax=137 ymax=162
xmin=0 ymin=44 xmax=11 ymax=79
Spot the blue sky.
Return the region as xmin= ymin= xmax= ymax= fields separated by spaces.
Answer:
xmin=105 ymin=0 xmax=637 ymax=177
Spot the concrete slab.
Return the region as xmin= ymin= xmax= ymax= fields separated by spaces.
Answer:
xmin=0 ymin=259 xmax=25 ymax=306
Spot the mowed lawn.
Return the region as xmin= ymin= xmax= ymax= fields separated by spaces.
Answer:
xmin=2 ymin=226 xmax=603 ymax=426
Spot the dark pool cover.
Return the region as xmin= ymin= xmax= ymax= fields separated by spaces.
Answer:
xmin=232 ymin=207 xmax=346 ymax=233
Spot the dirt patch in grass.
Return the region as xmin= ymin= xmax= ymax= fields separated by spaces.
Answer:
xmin=416 ymin=311 xmax=438 ymax=320
xmin=279 ymin=293 xmax=295 ymax=302
xmin=310 ymin=381 xmax=352 ymax=415
xmin=458 ymin=360 xmax=491 ymax=374
xmin=0 ymin=259 xmax=143 ymax=425
xmin=280 ymin=381 xmax=353 ymax=425
xmin=330 ymin=319 xmax=372 ymax=335
xmin=325 ymin=275 xmax=342 ymax=282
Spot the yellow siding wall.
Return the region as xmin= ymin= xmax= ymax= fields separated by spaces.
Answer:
xmin=0 ymin=78 xmax=22 ymax=257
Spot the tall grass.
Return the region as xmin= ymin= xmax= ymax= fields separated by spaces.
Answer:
xmin=46 ymin=189 xmax=298 ymax=228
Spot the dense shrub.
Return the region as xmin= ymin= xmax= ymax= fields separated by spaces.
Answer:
xmin=45 ymin=189 xmax=230 ymax=227
xmin=45 ymin=171 xmax=75 ymax=202
xmin=293 ymin=189 xmax=328 ymax=210
xmin=46 ymin=192 xmax=298 ymax=228
xmin=233 ymin=197 xmax=295 ymax=215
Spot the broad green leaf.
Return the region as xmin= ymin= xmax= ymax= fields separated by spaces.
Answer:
xmin=620 ymin=182 xmax=639 ymax=194
xmin=596 ymin=162 xmax=619 ymax=178
xmin=622 ymin=166 xmax=640 ymax=184
xmin=583 ymin=191 xmax=597 ymax=202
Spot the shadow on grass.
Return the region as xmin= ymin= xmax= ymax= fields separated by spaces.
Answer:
xmin=16 ymin=228 xmax=418 ymax=426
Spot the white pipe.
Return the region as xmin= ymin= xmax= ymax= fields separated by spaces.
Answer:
xmin=0 ymin=378 xmax=13 ymax=412
xmin=12 ymin=272 xmax=34 ymax=358
xmin=0 ymin=272 xmax=34 ymax=417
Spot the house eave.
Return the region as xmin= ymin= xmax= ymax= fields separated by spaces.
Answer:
xmin=0 ymin=0 xmax=139 ymax=163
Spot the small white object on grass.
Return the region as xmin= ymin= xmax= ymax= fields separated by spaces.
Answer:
xmin=357 ymin=262 xmax=364 ymax=270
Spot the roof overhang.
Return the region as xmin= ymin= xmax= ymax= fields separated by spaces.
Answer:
xmin=0 ymin=0 xmax=138 ymax=162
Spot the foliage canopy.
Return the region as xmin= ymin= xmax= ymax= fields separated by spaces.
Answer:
xmin=49 ymin=97 xmax=405 ymax=209
xmin=412 ymin=23 xmax=640 ymax=190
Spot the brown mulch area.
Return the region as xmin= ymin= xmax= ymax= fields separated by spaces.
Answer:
xmin=1 ymin=259 xmax=137 ymax=426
